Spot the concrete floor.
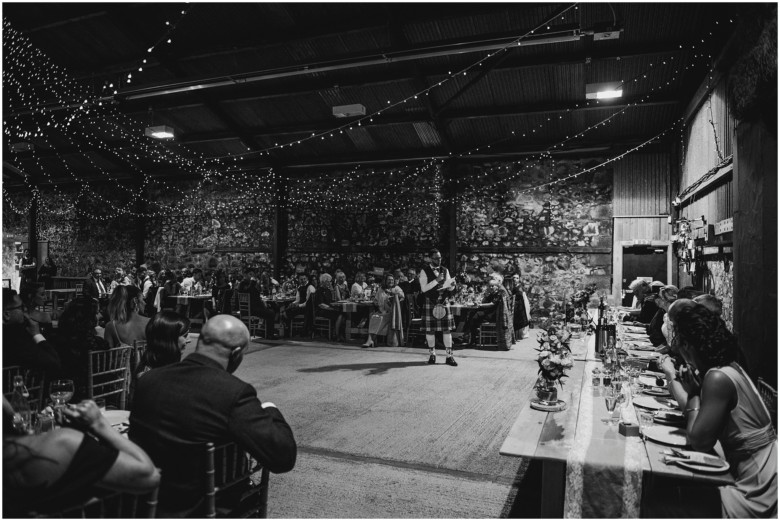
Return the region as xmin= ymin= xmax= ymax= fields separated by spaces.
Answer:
xmin=178 ymin=332 xmax=549 ymax=518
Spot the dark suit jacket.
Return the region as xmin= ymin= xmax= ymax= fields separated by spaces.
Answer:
xmin=2 ymin=325 xmax=62 ymax=376
xmin=82 ymin=276 xmax=105 ymax=300
xmin=129 ymin=353 xmax=297 ymax=515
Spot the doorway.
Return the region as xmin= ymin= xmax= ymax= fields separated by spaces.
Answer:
xmin=620 ymin=245 xmax=668 ymax=306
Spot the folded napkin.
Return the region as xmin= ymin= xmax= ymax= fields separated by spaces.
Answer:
xmin=664 ymin=451 xmax=725 ymax=468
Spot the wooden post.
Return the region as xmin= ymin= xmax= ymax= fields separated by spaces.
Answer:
xmin=135 ymin=184 xmax=147 ymax=267
xmin=733 ymin=119 xmax=778 ymax=385
xmin=272 ymin=174 xmax=289 ymax=280
xmin=438 ymin=162 xmax=458 ymax=268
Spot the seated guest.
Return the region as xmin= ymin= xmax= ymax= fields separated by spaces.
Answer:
xmin=659 ymin=304 xmax=777 ymax=518
xmin=506 ymin=273 xmax=531 ymax=339
xmin=181 ymin=268 xmax=204 ymax=295
xmin=678 ymin=285 xmax=705 ymax=299
xmin=694 ymin=293 xmax=723 ymax=316
xmin=54 ymin=297 xmax=110 ymax=402
xmin=282 ymin=273 xmax=315 ymax=336
xmin=361 ymin=273 xmax=404 ymax=348
xmin=314 ymin=273 xmax=344 ymax=341
xmin=83 ymin=267 xmax=108 ymax=302
xmin=2 ymin=288 xmax=61 ymax=376
xmin=159 ymin=270 xmax=181 ymax=300
xmin=463 ymin=273 xmax=513 ymax=350
xmin=136 ymin=311 xmax=191 ymax=378
xmin=104 ymin=286 xmax=150 ymax=348
xmin=20 ymin=283 xmax=55 ymax=328
xmin=108 ymin=267 xmax=132 ymax=294
xmin=237 ymin=273 xmax=278 ymax=339
xmin=37 ymin=256 xmax=57 ymax=290
xmin=333 ymin=270 xmax=349 ymax=301
xmin=625 ymin=278 xmax=660 ymax=325
xmin=129 ymin=315 xmax=297 ymax=517
xmin=3 ymin=397 xmax=159 ymax=517
xmin=350 ymin=271 xmax=368 ymax=299
xmin=648 ymin=284 xmax=678 ymax=348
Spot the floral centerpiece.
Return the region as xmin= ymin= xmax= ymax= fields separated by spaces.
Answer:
xmin=567 ymin=284 xmax=598 ymax=335
xmin=534 ymin=326 xmax=574 ymax=404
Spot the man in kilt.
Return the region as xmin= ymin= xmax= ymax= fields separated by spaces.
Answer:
xmin=418 ymin=248 xmax=457 ymax=366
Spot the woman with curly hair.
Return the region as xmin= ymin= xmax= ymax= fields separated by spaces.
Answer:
xmin=659 ymin=303 xmax=776 ymax=518
xmin=104 ymin=285 xmax=150 ymax=348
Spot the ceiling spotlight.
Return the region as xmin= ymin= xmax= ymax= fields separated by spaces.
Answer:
xmin=144 ymin=125 xmax=175 ymax=140
xmin=585 ymin=82 xmax=623 ymax=100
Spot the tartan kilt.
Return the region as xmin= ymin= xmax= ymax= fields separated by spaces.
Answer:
xmin=422 ymin=299 xmax=455 ymax=332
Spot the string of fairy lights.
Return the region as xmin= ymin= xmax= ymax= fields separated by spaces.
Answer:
xmin=3 ymin=10 xmax=734 ymax=219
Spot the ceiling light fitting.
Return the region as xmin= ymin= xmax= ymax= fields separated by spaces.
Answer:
xmin=332 ymin=104 xmax=366 ymax=118
xmin=585 ymin=82 xmax=623 ymax=100
xmin=144 ymin=125 xmax=175 ymax=140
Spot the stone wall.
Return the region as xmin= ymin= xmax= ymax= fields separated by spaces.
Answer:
xmin=144 ymin=178 xmax=274 ymax=272
xmin=456 ymin=159 xmax=613 ymax=248
xmin=455 ymin=158 xmax=613 ymax=323
xmin=707 ymin=259 xmax=734 ymax=330
xmin=2 ymin=192 xmax=30 ymax=287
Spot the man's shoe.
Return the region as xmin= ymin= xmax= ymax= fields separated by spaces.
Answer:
xmin=427 ymin=354 xmax=436 ymax=365
xmin=445 ymin=356 xmax=458 ymax=367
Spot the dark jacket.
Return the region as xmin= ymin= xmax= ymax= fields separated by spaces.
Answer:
xmin=2 ymin=325 xmax=62 ymax=376
xmin=129 ymin=353 xmax=297 ymax=516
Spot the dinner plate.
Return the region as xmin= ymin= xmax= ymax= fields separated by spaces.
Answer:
xmin=633 ymin=395 xmax=677 ymax=410
xmin=643 ymin=387 xmax=671 ymax=397
xmin=672 ymin=451 xmax=730 ymax=473
xmin=643 ymin=425 xmax=688 ymax=446
xmin=639 ymin=375 xmax=666 ymax=387
xmin=653 ymin=410 xmax=685 ymax=425
xmin=103 ymin=409 xmax=130 ymax=425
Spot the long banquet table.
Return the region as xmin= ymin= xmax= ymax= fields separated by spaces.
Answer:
xmin=499 ymin=329 xmax=735 ymax=517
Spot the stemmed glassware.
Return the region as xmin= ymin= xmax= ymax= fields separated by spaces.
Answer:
xmin=604 ymin=390 xmax=620 ymax=425
xmin=50 ymin=379 xmax=74 ymax=408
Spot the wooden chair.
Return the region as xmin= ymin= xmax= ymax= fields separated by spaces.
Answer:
xmin=3 ymin=365 xmax=46 ymax=412
xmin=32 ymin=486 xmax=160 ymax=518
xmin=237 ymin=292 xmax=265 ymax=338
xmin=87 ymin=346 xmax=131 ymax=410
xmin=405 ymin=296 xmax=425 ymax=347
xmin=477 ymin=322 xmax=498 ymax=347
xmin=757 ymin=377 xmax=778 ymax=430
xmin=312 ymin=316 xmax=332 ymax=339
xmin=131 ymin=340 xmax=147 ymax=376
xmin=206 ymin=441 xmax=270 ymax=518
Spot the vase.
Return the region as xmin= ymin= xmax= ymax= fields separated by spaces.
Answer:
xmin=536 ymin=384 xmax=558 ymax=403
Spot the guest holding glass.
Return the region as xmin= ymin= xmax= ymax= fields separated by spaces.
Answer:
xmin=361 ymin=273 xmax=405 ymax=348
xmin=659 ymin=303 xmax=777 ymax=518
xmin=3 ymin=397 xmax=160 ymax=517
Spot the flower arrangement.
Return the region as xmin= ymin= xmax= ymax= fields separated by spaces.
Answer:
xmin=567 ymin=283 xmax=598 ymax=334
xmin=535 ymin=326 xmax=574 ymax=389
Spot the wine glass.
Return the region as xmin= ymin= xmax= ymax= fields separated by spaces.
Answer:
xmin=50 ymin=379 xmax=74 ymax=408
xmin=604 ymin=391 xmax=620 ymax=425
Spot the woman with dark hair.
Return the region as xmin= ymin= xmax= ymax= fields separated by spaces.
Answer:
xmin=20 ymin=283 xmax=55 ymax=328
xmin=53 ymin=298 xmax=110 ymax=401
xmin=136 ymin=311 xmax=191 ymax=377
xmin=3 ymin=397 xmax=159 ymax=517
xmin=659 ymin=304 xmax=777 ymax=518
xmin=506 ymin=273 xmax=531 ymax=340
xmin=104 ymin=286 xmax=150 ymax=348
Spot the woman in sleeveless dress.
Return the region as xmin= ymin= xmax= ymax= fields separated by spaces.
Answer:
xmin=660 ymin=303 xmax=777 ymax=518
xmin=104 ymin=285 xmax=150 ymax=348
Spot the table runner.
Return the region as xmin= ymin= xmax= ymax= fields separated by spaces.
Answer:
xmin=564 ymin=360 xmax=645 ymax=518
